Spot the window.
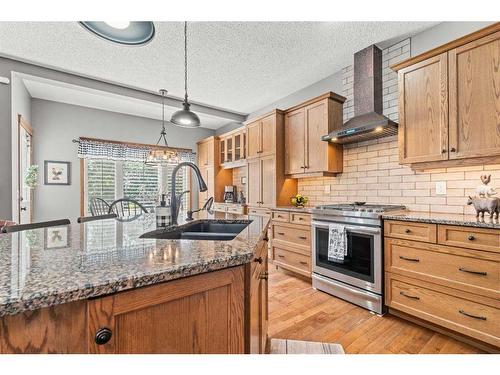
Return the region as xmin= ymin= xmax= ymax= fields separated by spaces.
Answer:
xmin=84 ymin=159 xmax=190 ymax=214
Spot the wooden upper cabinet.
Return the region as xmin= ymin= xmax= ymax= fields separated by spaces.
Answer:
xmin=448 ymin=30 xmax=500 ymax=160
xmin=260 ymin=155 xmax=275 ymax=207
xmin=197 ymin=137 xmax=213 ymax=167
xmin=393 ymin=23 xmax=500 ymax=169
xmin=398 ymin=53 xmax=449 ymax=164
xmin=260 ymin=114 xmax=276 ymax=157
xmin=284 ymin=93 xmax=344 ymax=177
xmin=246 ymin=120 xmax=261 ymax=159
xmin=285 ymin=108 xmax=306 ymax=174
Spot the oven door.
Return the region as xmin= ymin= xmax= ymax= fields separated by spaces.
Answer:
xmin=312 ymin=220 xmax=382 ymax=294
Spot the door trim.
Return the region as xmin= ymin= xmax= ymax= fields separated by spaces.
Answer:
xmin=18 ymin=114 xmax=33 ymax=224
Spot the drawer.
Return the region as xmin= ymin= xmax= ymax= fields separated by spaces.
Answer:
xmin=212 ymin=203 xmax=226 ymax=212
xmin=384 ymin=220 xmax=437 ymax=243
xmin=273 ymin=224 xmax=311 ymax=248
xmin=272 ymin=211 xmax=290 ymax=223
xmin=438 ymin=225 xmax=500 ymax=254
xmin=386 ymin=274 xmax=500 ymax=347
xmin=226 ymin=205 xmax=245 ymax=214
xmin=273 ymin=246 xmax=311 ymax=275
xmin=248 ymin=207 xmax=271 ymax=216
xmin=386 ymin=238 xmax=500 ymax=299
xmin=290 ymin=212 xmax=311 ymax=225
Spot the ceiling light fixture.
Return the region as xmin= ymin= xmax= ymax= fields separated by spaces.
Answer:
xmin=170 ymin=22 xmax=201 ymax=128
xmin=145 ymin=89 xmax=180 ymax=165
xmin=79 ymin=21 xmax=155 ymax=46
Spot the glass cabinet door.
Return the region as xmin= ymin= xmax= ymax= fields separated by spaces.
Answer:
xmin=234 ymin=134 xmax=241 ymax=161
xmin=226 ymin=137 xmax=233 ymax=163
xmin=220 ymin=139 xmax=225 ymax=165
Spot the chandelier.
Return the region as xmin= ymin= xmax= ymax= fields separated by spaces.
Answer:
xmin=145 ymin=89 xmax=180 ymax=165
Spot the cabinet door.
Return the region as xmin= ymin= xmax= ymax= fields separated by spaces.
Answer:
xmin=285 ymin=108 xmax=306 ymax=174
xmin=247 ymin=158 xmax=261 ymax=206
xmin=260 ymin=115 xmax=276 ymax=157
xmin=259 ymin=251 xmax=269 ymax=353
xmin=219 ymin=138 xmax=226 ymax=165
xmin=398 ymin=52 xmax=449 ymax=164
xmin=260 ymin=155 xmax=275 ymax=208
xmin=226 ymin=136 xmax=233 ymax=163
xmin=234 ymin=133 xmax=242 ymax=161
xmin=246 ymin=121 xmax=261 ymax=159
xmin=449 ymin=31 xmax=500 ymax=160
xmin=305 ymin=100 xmax=328 ymax=173
xmin=197 ymin=141 xmax=209 ymax=167
xmin=87 ymin=266 xmax=245 ymax=354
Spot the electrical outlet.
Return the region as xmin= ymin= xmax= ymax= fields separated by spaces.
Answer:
xmin=324 ymin=185 xmax=331 ymax=194
xmin=435 ymin=181 xmax=447 ymax=195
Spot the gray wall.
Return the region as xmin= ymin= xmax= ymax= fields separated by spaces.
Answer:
xmin=31 ymin=99 xmax=213 ymax=223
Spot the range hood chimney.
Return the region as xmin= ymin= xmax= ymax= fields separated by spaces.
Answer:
xmin=322 ymin=45 xmax=397 ymax=144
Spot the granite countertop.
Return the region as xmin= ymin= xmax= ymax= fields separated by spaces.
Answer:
xmin=272 ymin=206 xmax=313 ymax=214
xmin=382 ymin=210 xmax=500 ymax=229
xmin=0 ymin=212 xmax=270 ymax=317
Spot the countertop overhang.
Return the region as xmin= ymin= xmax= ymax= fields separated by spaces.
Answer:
xmin=0 ymin=212 xmax=270 ymax=317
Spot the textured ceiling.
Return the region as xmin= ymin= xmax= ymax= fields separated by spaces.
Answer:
xmin=0 ymin=22 xmax=438 ymax=115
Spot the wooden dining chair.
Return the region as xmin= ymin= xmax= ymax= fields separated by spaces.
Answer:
xmin=77 ymin=213 xmax=117 ymax=223
xmin=108 ymin=198 xmax=148 ymax=222
xmin=89 ymin=197 xmax=111 ymax=216
xmin=1 ymin=219 xmax=70 ymax=233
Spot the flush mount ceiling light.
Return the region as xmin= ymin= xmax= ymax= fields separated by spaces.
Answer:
xmin=170 ymin=22 xmax=201 ymax=128
xmin=79 ymin=21 xmax=155 ymax=46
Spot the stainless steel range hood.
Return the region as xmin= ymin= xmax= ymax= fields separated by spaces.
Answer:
xmin=322 ymin=45 xmax=397 ymax=144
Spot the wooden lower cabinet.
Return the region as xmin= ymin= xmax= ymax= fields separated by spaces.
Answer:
xmin=0 ymin=257 xmax=270 ymax=353
xmin=384 ymin=220 xmax=500 ymax=349
xmin=270 ymin=210 xmax=312 ymax=278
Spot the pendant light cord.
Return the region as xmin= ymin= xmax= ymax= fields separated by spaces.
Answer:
xmin=184 ymin=21 xmax=188 ymax=103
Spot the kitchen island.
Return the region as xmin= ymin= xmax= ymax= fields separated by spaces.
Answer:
xmin=0 ymin=212 xmax=270 ymax=354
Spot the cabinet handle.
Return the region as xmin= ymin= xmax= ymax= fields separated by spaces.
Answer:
xmin=441 ymin=149 xmax=447 ymax=154
xmin=299 ymin=261 xmax=308 ymax=265
xmin=278 ymin=254 xmax=285 ymax=258
xmin=458 ymin=267 xmax=487 ymax=276
xmin=95 ymin=327 xmax=112 ymax=345
xmin=277 ymin=232 xmax=285 ymax=235
xmin=450 ymin=147 xmax=456 ymax=152
xmin=405 ymin=229 xmax=412 ymax=234
xmin=277 ymin=215 xmax=283 ymax=218
xmin=254 ymin=257 xmax=263 ymax=264
xmin=459 ymin=309 xmax=486 ymax=321
xmin=298 ymin=217 xmax=304 ymax=221
xmin=259 ymin=271 xmax=269 ymax=280
xmin=298 ymin=236 xmax=308 ymax=240
xmin=399 ymin=291 xmax=420 ymax=300
xmin=399 ymin=255 xmax=420 ymax=262
xmin=467 ymin=235 xmax=475 ymax=241
xmin=304 ymin=166 xmax=309 ymax=169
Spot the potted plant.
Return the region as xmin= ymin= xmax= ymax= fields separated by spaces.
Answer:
xmin=25 ymin=165 xmax=39 ymax=189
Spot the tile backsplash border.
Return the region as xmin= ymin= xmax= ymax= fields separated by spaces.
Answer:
xmin=299 ymin=38 xmax=499 ymax=215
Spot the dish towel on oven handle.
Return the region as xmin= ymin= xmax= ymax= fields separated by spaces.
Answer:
xmin=328 ymin=223 xmax=347 ymax=263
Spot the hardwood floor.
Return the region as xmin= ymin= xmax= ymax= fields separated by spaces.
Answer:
xmin=268 ymin=266 xmax=484 ymax=354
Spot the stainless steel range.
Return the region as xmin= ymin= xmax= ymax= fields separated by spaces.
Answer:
xmin=311 ymin=203 xmax=405 ymax=314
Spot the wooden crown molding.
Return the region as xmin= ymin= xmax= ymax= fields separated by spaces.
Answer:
xmin=284 ymin=91 xmax=346 ymax=113
xmin=391 ymin=22 xmax=500 ymax=72
xmin=244 ymin=109 xmax=285 ymax=125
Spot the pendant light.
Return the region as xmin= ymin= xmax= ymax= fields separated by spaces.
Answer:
xmin=170 ymin=22 xmax=201 ymax=128
xmin=79 ymin=21 xmax=155 ymax=46
xmin=145 ymin=89 xmax=179 ymax=165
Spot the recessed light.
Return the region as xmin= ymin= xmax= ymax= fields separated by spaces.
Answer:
xmin=375 ymin=126 xmax=383 ymax=132
xmin=79 ymin=21 xmax=155 ymax=46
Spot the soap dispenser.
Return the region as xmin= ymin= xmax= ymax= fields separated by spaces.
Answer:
xmin=156 ymin=194 xmax=171 ymax=228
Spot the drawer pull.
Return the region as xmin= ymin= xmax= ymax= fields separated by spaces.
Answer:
xmin=298 ymin=236 xmax=308 ymax=240
xmin=259 ymin=271 xmax=269 ymax=280
xmin=458 ymin=309 xmax=487 ymax=321
xmin=299 ymin=261 xmax=308 ymax=265
xmin=254 ymin=257 xmax=263 ymax=264
xmin=467 ymin=235 xmax=475 ymax=241
xmin=400 ymin=291 xmax=420 ymax=300
xmin=278 ymin=255 xmax=285 ymax=258
xmin=298 ymin=217 xmax=304 ymax=221
xmin=405 ymin=229 xmax=412 ymax=234
xmin=399 ymin=255 xmax=420 ymax=262
xmin=277 ymin=215 xmax=283 ymax=218
xmin=277 ymin=232 xmax=285 ymax=235
xmin=458 ymin=267 xmax=487 ymax=276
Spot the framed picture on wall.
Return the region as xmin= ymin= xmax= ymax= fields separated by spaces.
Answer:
xmin=44 ymin=226 xmax=71 ymax=250
xmin=44 ymin=160 xmax=71 ymax=185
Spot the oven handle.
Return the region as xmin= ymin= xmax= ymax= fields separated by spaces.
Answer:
xmin=312 ymin=221 xmax=381 ymax=235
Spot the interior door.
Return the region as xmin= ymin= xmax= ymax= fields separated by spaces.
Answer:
xmin=260 ymin=155 xmax=275 ymax=208
xmin=246 ymin=158 xmax=261 ymax=206
xmin=18 ymin=116 xmax=33 ymax=224
xmin=398 ymin=53 xmax=449 ymax=164
xmin=448 ymin=31 xmax=500 ymax=160
xmin=246 ymin=121 xmax=261 ymax=159
xmin=260 ymin=115 xmax=276 ymax=157
xmin=285 ymin=108 xmax=305 ymax=175
xmin=305 ymin=100 xmax=328 ymax=173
